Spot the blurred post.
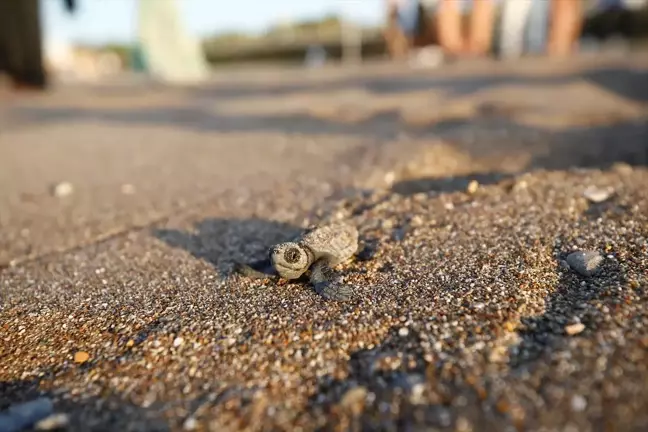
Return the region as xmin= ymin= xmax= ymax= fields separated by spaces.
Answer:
xmin=339 ymin=2 xmax=363 ymax=66
xmin=341 ymin=19 xmax=362 ymax=65
xmin=0 ymin=0 xmax=46 ymax=89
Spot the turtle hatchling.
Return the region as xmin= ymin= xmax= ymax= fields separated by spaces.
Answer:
xmin=234 ymin=221 xmax=359 ymax=301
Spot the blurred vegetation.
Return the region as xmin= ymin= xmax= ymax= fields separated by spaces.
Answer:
xmin=200 ymin=14 xmax=385 ymax=65
xmin=97 ymin=13 xmax=385 ymax=68
xmin=100 ymin=44 xmax=133 ymax=65
xmin=264 ymin=14 xmax=344 ymax=41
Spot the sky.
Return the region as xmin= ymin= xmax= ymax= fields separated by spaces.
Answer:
xmin=41 ymin=0 xmax=386 ymax=45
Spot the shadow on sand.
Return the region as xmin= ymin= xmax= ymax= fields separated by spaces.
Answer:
xmin=152 ymin=217 xmax=302 ymax=278
xmin=0 ymin=375 xmax=169 ymax=432
xmin=508 ymin=195 xmax=632 ymax=369
xmin=8 ymin=64 xmax=648 ymax=142
xmin=303 ymin=194 xmax=641 ymax=430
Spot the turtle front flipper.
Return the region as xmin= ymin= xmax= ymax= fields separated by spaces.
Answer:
xmin=309 ymin=258 xmax=353 ymax=301
xmin=234 ymin=258 xmax=278 ymax=280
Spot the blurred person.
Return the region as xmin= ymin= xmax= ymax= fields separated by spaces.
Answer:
xmin=431 ymin=0 xmax=497 ymax=57
xmin=384 ymin=0 xmax=410 ymax=59
xmin=384 ymin=0 xmax=420 ymax=59
xmin=384 ymin=0 xmax=445 ymax=65
xmin=397 ymin=0 xmax=421 ymax=41
xmin=499 ymin=0 xmax=535 ymax=59
xmin=498 ymin=0 xmax=552 ymax=59
xmin=547 ymin=0 xmax=585 ymax=57
xmin=598 ymin=0 xmax=647 ymax=9
xmin=579 ymin=0 xmax=648 ymax=50
xmin=525 ymin=0 xmax=552 ymax=54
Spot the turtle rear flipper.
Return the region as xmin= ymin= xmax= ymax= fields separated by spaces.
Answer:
xmin=309 ymin=259 xmax=353 ymax=301
xmin=234 ymin=258 xmax=278 ymax=279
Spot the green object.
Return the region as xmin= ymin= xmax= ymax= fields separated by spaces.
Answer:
xmin=130 ymin=44 xmax=148 ymax=72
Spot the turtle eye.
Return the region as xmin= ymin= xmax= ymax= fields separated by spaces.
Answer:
xmin=284 ymin=247 xmax=301 ymax=264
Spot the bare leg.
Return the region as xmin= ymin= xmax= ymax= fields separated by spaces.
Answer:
xmin=548 ymin=0 xmax=583 ymax=57
xmin=467 ymin=0 xmax=496 ymax=56
xmin=309 ymin=259 xmax=353 ymax=301
xmin=384 ymin=1 xmax=411 ymax=60
xmin=436 ymin=0 xmax=465 ymax=55
xmin=234 ymin=258 xmax=277 ymax=279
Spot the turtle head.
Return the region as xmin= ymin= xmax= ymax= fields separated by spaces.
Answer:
xmin=270 ymin=242 xmax=310 ymax=279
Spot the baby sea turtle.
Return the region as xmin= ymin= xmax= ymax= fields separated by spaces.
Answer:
xmin=234 ymin=221 xmax=359 ymax=301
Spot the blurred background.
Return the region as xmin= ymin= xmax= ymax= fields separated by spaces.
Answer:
xmin=0 ymin=0 xmax=647 ymax=86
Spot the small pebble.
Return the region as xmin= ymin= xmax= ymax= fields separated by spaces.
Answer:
xmin=413 ymin=192 xmax=428 ymax=202
xmin=466 ymin=180 xmax=479 ymax=194
xmin=409 ymin=215 xmax=424 ymax=227
xmin=611 ymin=162 xmax=633 ymax=175
xmin=384 ymin=171 xmax=395 ymax=186
xmin=339 ymin=386 xmax=367 ymax=416
xmin=35 ymin=413 xmax=69 ymax=430
xmin=52 ymin=182 xmax=73 ymax=198
xmin=456 ymin=417 xmax=473 ymax=432
xmin=488 ymin=346 xmax=508 ymax=363
xmin=381 ymin=219 xmax=394 ymax=230
xmin=183 ymin=417 xmax=198 ymax=430
xmin=173 ymin=337 xmax=184 ymax=347
xmin=512 ymin=179 xmax=528 ymax=192
xmin=73 ymin=351 xmax=90 ymax=364
xmin=398 ymin=327 xmax=409 ymax=337
xmin=565 ymin=323 xmax=585 ymax=336
xmin=583 ymin=186 xmax=613 ymax=203
xmin=503 ymin=321 xmax=517 ymax=332
xmin=409 ymin=383 xmax=426 ymax=405
xmin=571 ymin=395 xmax=587 ymax=412
xmin=566 ymin=251 xmax=603 ymax=277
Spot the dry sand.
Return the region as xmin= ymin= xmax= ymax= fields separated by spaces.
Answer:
xmin=1 ymin=53 xmax=647 ymax=431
